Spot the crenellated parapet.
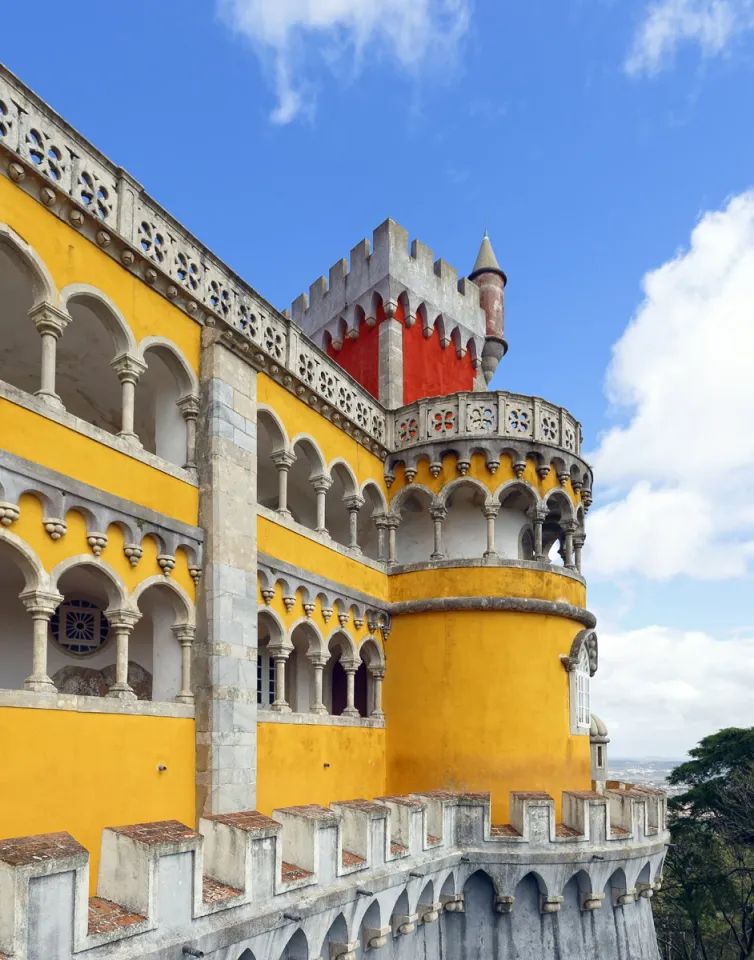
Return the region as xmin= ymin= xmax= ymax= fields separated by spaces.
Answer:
xmin=291 ymin=219 xmax=487 ymax=357
xmin=0 ymin=788 xmax=667 ymax=960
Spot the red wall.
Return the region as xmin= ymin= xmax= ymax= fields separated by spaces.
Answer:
xmin=327 ymin=317 xmax=380 ymax=399
xmin=402 ymin=320 xmax=475 ymax=404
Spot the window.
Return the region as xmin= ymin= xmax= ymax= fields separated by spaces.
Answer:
xmin=596 ymin=745 xmax=604 ymax=769
xmin=576 ymin=645 xmax=590 ymax=728
xmin=51 ymin=599 xmax=109 ymax=656
xmin=256 ymin=650 xmax=276 ymax=706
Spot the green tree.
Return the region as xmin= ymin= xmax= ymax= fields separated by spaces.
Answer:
xmin=655 ymin=727 xmax=754 ymax=960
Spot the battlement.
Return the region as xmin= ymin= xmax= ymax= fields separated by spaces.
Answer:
xmin=291 ymin=219 xmax=487 ymax=354
xmin=0 ymin=787 xmax=667 ymax=960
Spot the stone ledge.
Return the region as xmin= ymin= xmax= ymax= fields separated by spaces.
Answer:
xmin=0 ymin=688 xmax=195 ymax=719
xmin=390 ymin=556 xmax=585 ymax=583
xmin=257 ymin=709 xmax=385 ymax=729
xmin=257 ymin=506 xmax=387 ymax=571
xmin=0 ymin=380 xmax=197 ymax=486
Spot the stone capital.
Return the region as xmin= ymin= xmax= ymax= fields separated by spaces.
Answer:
xmin=307 ymin=652 xmax=329 ymax=668
xmin=340 ymin=656 xmax=360 ymax=674
xmin=20 ymin=589 xmax=63 ymax=618
xmin=28 ymin=302 xmax=70 ymax=338
xmin=105 ymin=607 xmax=142 ymax=632
xmin=267 ymin=642 xmax=293 ymax=660
xmin=271 ymin=450 xmax=296 ymax=471
xmin=429 ymin=505 xmax=447 ymax=522
xmin=343 ymin=495 xmax=365 ymax=512
xmin=368 ymin=666 xmax=385 ymax=680
xmin=482 ymin=502 xmax=500 ymax=519
xmin=562 ymin=519 xmax=579 ymax=534
xmin=171 ymin=623 xmax=195 ymax=645
xmin=111 ymin=352 xmax=148 ymax=384
xmin=177 ymin=394 xmax=201 ymax=420
xmin=312 ymin=474 xmax=333 ymax=494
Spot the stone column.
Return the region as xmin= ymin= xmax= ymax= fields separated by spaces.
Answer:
xmin=528 ymin=503 xmax=549 ymax=562
xmin=269 ymin=645 xmax=292 ymax=713
xmin=195 ymin=329 xmax=259 ymax=819
xmin=29 ymin=303 xmax=70 ymax=408
xmin=429 ymin=505 xmax=446 ymax=561
xmin=378 ymin=301 xmax=404 ymax=409
xmin=111 ymin=354 xmax=147 ymax=443
xmin=386 ymin=516 xmax=400 ymax=564
xmin=563 ymin=520 xmax=577 ymax=570
xmin=178 ymin=395 xmax=201 ymax=469
xmin=344 ymin=495 xmax=365 ymax=551
xmin=369 ymin=666 xmax=385 ymax=719
xmin=308 ymin=653 xmax=328 ymax=715
xmin=375 ymin=515 xmax=388 ymax=561
xmin=483 ymin=503 xmax=500 ymax=559
xmin=271 ymin=451 xmax=296 ymax=519
xmin=573 ymin=533 xmax=586 ymax=575
xmin=341 ymin=657 xmax=360 ymax=718
xmin=20 ymin=589 xmax=62 ymax=692
xmin=173 ymin=624 xmax=195 ymax=703
xmin=106 ymin=609 xmax=142 ymax=700
xmin=312 ymin=475 xmax=332 ymax=535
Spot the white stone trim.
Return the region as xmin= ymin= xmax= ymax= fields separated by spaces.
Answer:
xmin=0 ymin=687 xmax=194 ymax=717
xmin=59 ymin=282 xmax=137 ymax=356
xmin=257 ymin=709 xmax=385 ymax=729
xmin=0 ymin=380 xmax=198 ymax=484
xmin=0 ymin=220 xmax=58 ymax=306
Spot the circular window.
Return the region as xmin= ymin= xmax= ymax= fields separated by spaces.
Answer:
xmin=51 ymin=599 xmax=110 ymax=656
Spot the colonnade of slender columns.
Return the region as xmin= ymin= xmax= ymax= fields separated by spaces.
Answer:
xmin=16 ymin=589 xmax=194 ymax=702
xmin=22 ymin=302 xmax=198 ymax=468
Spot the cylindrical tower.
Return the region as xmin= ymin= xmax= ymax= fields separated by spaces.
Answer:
xmin=382 ymin=391 xmax=593 ymax=826
xmin=469 ymin=231 xmax=509 ymax=383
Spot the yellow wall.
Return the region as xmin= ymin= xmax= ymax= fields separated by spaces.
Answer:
xmin=383 ymin=608 xmax=591 ymax=824
xmin=0 ymin=177 xmax=200 ymax=372
xmin=256 ymin=722 xmax=385 ymax=815
xmin=1 ymin=398 xmax=199 ymax=529
xmin=0 ymin=706 xmax=195 ymax=892
xmin=257 ymin=375 xmax=387 ymax=489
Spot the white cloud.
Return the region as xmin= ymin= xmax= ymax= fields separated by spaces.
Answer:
xmin=217 ymin=0 xmax=470 ymax=123
xmin=625 ymin=0 xmax=754 ymax=76
xmin=592 ymin=626 xmax=754 ymax=756
xmin=586 ymin=191 xmax=754 ymax=580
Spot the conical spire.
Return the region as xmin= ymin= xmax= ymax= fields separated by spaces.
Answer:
xmin=469 ymin=230 xmax=507 ymax=284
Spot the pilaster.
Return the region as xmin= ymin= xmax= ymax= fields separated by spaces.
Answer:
xmin=195 ymin=328 xmax=258 ymax=820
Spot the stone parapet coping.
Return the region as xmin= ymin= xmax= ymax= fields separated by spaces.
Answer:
xmin=257 ymin=709 xmax=385 ymax=729
xmin=0 ymin=688 xmax=195 ymax=719
xmin=0 ymin=381 xmax=197 ymax=486
xmin=390 ymin=556 xmax=585 ymax=583
xmin=390 ymin=596 xmax=597 ymax=628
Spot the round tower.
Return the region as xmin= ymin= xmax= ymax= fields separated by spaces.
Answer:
xmin=469 ymin=231 xmax=509 ymax=383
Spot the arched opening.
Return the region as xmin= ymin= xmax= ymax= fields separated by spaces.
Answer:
xmin=511 ymin=873 xmax=547 ymax=944
xmin=359 ymin=481 xmax=387 ymax=561
xmin=324 ymin=631 xmax=354 ymax=716
xmin=393 ymin=487 xmax=434 ymax=565
xmin=257 ymin=609 xmax=285 ymax=708
xmin=496 ymin=483 xmax=538 ymax=559
xmin=0 ymin=538 xmax=36 ymax=689
xmin=57 ymin=293 xmax=129 ymax=434
xmin=0 ymin=237 xmax=46 ymax=396
xmin=132 ymin=580 xmax=193 ymax=702
xmin=357 ymin=638 xmax=384 ymax=718
xmin=442 ymin=481 xmax=487 ymax=560
xmin=453 ymin=871 xmax=496 ymax=960
xmin=288 ymin=437 xmax=323 ymax=530
xmin=360 ymin=899 xmax=382 ymax=947
xmin=543 ymin=490 xmax=573 ymax=567
xmin=257 ymin=409 xmax=287 ymax=512
xmin=134 ymin=343 xmax=190 ymax=465
xmin=50 ymin=563 xmax=136 ymax=697
xmin=279 ymin=929 xmax=308 ymax=960
xmin=326 ymin=462 xmax=358 ymax=549
xmin=319 ymin=913 xmax=349 ymax=960
xmin=287 ymin=620 xmax=320 ymax=713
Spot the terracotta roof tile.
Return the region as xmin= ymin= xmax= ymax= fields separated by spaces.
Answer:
xmin=0 ymin=832 xmax=86 ymax=866
xmin=281 ymin=861 xmax=313 ymax=882
xmin=490 ymin=824 xmax=521 ymax=838
xmin=108 ymin=821 xmax=200 ymax=845
xmin=610 ymin=826 xmax=631 ymax=837
xmin=205 ymin=811 xmax=281 ymax=832
xmin=426 ymin=834 xmax=442 ymax=845
xmin=202 ymin=876 xmax=243 ymax=903
xmin=88 ymin=897 xmax=145 ymax=935
xmin=555 ymin=824 xmax=583 ymax=838
xmin=390 ymin=841 xmax=408 ymax=855
xmin=342 ymin=850 xmax=366 ymax=867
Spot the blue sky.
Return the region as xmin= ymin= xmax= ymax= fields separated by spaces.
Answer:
xmin=3 ymin=0 xmax=754 ymax=756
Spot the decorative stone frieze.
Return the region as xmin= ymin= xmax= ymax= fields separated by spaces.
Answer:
xmin=86 ymin=532 xmax=108 ymax=557
xmin=43 ymin=517 xmax=67 ymax=540
xmin=0 ymin=501 xmax=19 ymax=525
xmin=123 ymin=543 xmax=143 ymax=567
xmin=157 ymin=554 xmax=176 ymax=576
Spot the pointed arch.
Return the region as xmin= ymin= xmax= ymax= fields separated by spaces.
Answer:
xmin=388 ymin=482 xmax=435 ymax=518
xmin=0 ymin=527 xmax=47 ymax=592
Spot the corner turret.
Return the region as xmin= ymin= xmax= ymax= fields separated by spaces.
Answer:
xmin=469 ymin=231 xmax=508 ymax=384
